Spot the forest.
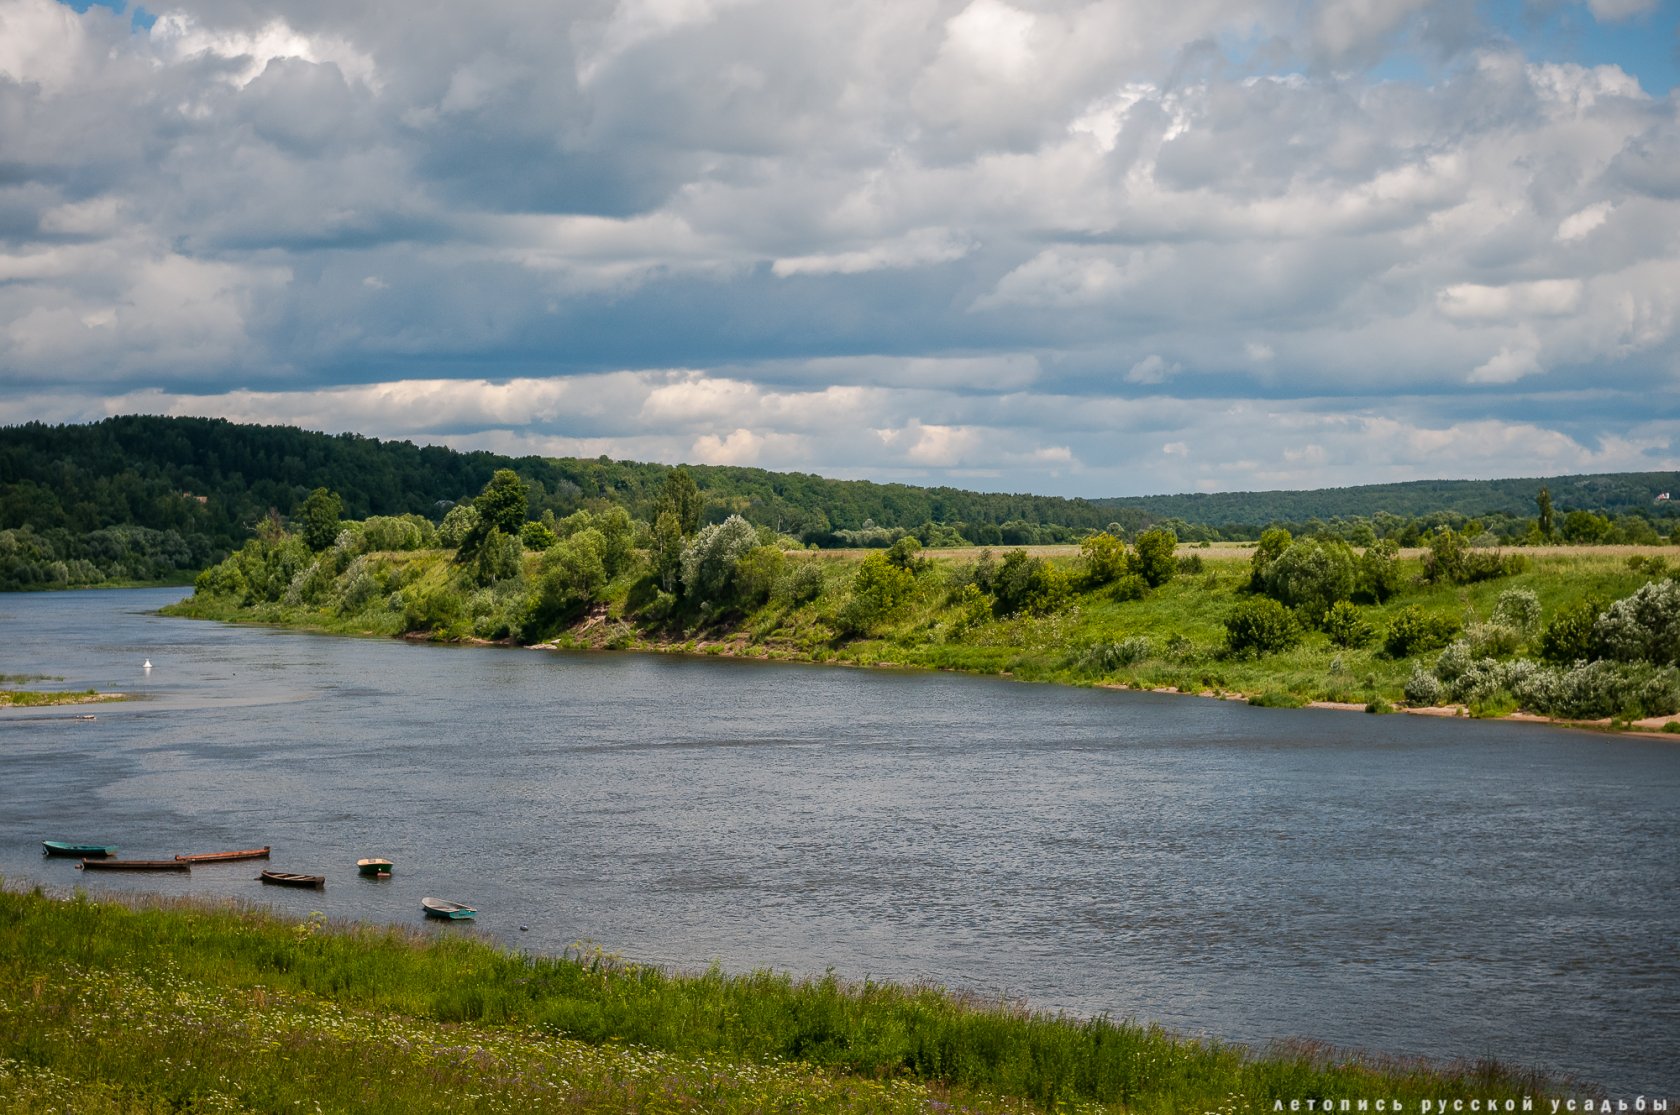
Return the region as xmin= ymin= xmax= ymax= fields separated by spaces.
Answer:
xmin=2 ymin=415 xmax=1677 ymax=590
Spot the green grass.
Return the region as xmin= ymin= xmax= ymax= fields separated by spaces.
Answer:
xmin=0 ymin=688 xmax=122 ymax=707
xmin=0 ymin=885 xmax=1561 ymax=1114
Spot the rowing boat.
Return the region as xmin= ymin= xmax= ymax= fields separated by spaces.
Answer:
xmin=78 ymin=858 xmax=189 ymax=872
xmin=357 ymin=857 xmax=393 ymax=876
xmin=421 ymin=897 xmax=476 ymax=920
xmin=43 ymin=840 xmax=116 ymax=857
xmin=176 ymin=846 xmax=270 ymax=863
xmin=259 ymin=870 xmax=325 ymax=889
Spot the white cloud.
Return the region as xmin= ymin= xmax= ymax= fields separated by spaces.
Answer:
xmin=1585 ymin=0 xmax=1657 ymax=21
xmin=1126 ymin=354 xmax=1180 ymax=384
xmin=0 ymin=0 xmax=1675 ymax=495
xmin=1468 ymin=343 xmax=1543 ymax=384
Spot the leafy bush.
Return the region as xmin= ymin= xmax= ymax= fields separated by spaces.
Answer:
xmin=1403 ymin=662 xmax=1444 ymax=706
xmin=1539 ymin=595 xmax=1606 ymax=665
xmin=1258 ymin=537 xmax=1356 ymax=617
xmin=1131 ymin=528 xmax=1178 ymax=588
xmin=1079 ymin=532 xmax=1128 ymax=588
xmin=841 ymin=552 xmax=917 ymax=632
xmin=1592 ymin=579 xmax=1680 ymax=666
xmin=681 ymin=515 xmax=759 ymax=603
xmin=1111 ymin=573 xmax=1148 ymax=601
xmin=1323 ymin=600 xmax=1374 ymax=648
xmin=1075 ymin=637 xmax=1152 ymax=673
xmin=1223 ymin=598 xmax=1303 ymax=657
xmin=1383 ymin=606 xmax=1459 ymax=658
xmin=1491 ymin=588 xmax=1541 ymax=636
xmin=733 ymin=545 xmax=787 ymax=607
xmin=980 ymin=550 xmax=1069 ymax=617
xmin=1354 ymin=538 xmax=1401 ymax=603
xmin=774 ymin=561 xmax=825 ymax=606
xmin=1421 ymin=528 xmax=1524 ymax=585
xmin=1464 ymin=622 xmax=1522 ymax=658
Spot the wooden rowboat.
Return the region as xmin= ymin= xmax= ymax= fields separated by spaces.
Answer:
xmin=176 ymin=846 xmax=271 ymax=863
xmin=43 ymin=840 xmax=116 ymax=857
xmin=421 ymin=897 xmax=476 ymax=920
xmin=357 ymin=857 xmax=393 ymax=877
xmin=78 ymin=858 xmax=189 ymax=872
xmin=260 ymin=870 xmax=325 ymax=889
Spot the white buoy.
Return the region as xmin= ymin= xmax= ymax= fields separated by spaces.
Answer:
xmin=143 ymin=659 xmax=152 ymax=670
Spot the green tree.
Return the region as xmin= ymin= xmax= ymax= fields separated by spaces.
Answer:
xmin=1131 ymin=527 xmax=1177 ymax=588
xmin=535 ymin=528 xmax=607 ymax=614
xmin=1079 ymin=531 xmax=1128 ymax=588
xmin=657 ymin=467 xmax=703 ymax=537
xmin=652 ymin=511 xmax=684 ymax=594
xmin=475 ymin=470 xmax=530 ymax=537
xmin=1249 ymin=527 xmax=1292 ymax=591
xmin=458 ymin=470 xmax=529 ymax=561
xmin=294 ymin=487 xmax=343 ymax=552
xmin=1354 ymin=538 xmax=1401 ymax=603
xmin=1536 ymin=487 xmax=1554 ymax=541
xmin=680 ymin=514 xmax=758 ymax=603
xmin=1259 ymin=537 xmax=1355 ymax=620
xmin=843 ymin=552 xmax=916 ymax=630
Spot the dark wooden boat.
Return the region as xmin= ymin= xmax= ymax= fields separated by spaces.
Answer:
xmin=421 ymin=897 xmax=476 ymax=920
xmin=78 ymin=858 xmax=189 ymax=872
xmin=43 ymin=840 xmax=116 ymax=857
xmin=260 ymin=870 xmax=325 ymax=889
xmin=176 ymin=846 xmax=270 ymax=863
xmin=357 ymin=857 xmax=393 ymax=877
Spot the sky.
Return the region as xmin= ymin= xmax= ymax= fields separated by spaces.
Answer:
xmin=1 ymin=0 xmax=1678 ymax=498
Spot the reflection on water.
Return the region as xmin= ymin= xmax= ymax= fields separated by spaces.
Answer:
xmin=1 ymin=588 xmax=1677 ymax=1095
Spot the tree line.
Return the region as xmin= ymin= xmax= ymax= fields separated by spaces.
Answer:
xmin=3 ymin=415 xmax=1678 ymax=589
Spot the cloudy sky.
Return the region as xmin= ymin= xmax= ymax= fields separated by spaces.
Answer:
xmin=1 ymin=0 xmax=1677 ymax=497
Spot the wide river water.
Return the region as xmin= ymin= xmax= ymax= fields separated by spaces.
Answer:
xmin=1 ymin=588 xmax=1676 ymax=1096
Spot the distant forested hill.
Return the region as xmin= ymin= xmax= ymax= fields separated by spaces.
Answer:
xmin=1093 ymin=473 xmax=1680 ymax=531
xmin=1 ymin=415 xmax=1676 ymax=589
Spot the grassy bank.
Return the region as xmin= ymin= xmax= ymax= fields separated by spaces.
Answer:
xmin=0 ymin=688 xmax=125 ymax=707
xmin=0 ymin=885 xmax=1556 ymax=1113
xmin=164 ymin=532 xmax=1679 ymax=726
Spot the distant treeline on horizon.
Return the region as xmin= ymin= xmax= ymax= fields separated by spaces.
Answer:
xmin=1 ymin=415 xmax=1676 ymax=590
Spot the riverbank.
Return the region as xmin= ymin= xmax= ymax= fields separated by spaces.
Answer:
xmin=0 ymin=883 xmax=1560 ymax=1113
xmin=165 ymin=538 xmax=1680 ymax=733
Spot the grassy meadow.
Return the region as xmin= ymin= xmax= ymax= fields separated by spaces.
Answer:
xmin=0 ymin=884 xmax=1560 ymax=1113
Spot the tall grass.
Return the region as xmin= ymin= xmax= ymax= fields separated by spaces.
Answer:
xmin=0 ymin=885 xmax=1560 ymax=1113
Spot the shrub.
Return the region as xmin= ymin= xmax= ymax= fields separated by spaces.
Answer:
xmin=1539 ymin=596 xmax=1607 ymax=665
xmin=1355 ymin=538 xmax=1402 ymax=603
xmin=1421 ymin=528 xmax=1523 ymax=584
xmin=1384 ymin=606 xmax=1460 ymax=658
xmin=1323 ymin=601 xmax=1374 ymax=648
xmin=1488 ymin=587 xmax=1540 ymax=636
xmin=775 ymin=561 xmax=826 ymax=606
xmin=681 ymin=515 xmax=758 ymax=603
xmin=1076 ymin=637 xmax=1153 ymax=674
xmin=1403 ymin=662 xmax=1445 ymax=706
xmin=1258 ymin=537 xmax=1356 ymax=617
xmin=984 ymin=550 xmax=1070 ymax=617
xmin=1111 ymin=573 xmax=1148 ymax=602
xmin=1223 ymin=598 xmax=1303 ymax=657
xmin=1131 ymin=528 xmax=1178 ymax=588
xmin=1592 ymin=579 xmax=1680 ymax=665
xmin=1176 ymin=552 xmax=1204 ymax=575
xmin=1079 ymin=532 xmax=1128 ymax=588
xmin=733 ymin=545 xmax=787 ymax=607
xmin=1464 ymin=622 xmax=1523 ymax=658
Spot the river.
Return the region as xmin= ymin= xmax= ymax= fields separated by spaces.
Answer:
xmin=1 ymin=587 xmax=1676 ymax=1096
